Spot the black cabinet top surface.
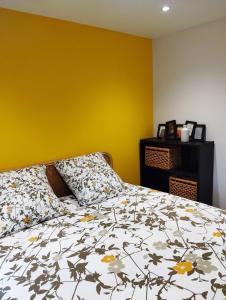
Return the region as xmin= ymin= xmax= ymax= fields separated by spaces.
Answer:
xmin=140 ymin=137 xmax=214 ymax=147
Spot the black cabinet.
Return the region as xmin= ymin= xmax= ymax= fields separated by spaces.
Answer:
xmin=140 ymin=138 xmax=214 ymax=205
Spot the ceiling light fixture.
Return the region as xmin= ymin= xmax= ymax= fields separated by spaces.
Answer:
xmin=162 ymin=6 xmax=170 ymax=12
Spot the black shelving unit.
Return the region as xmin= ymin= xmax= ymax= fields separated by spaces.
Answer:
xmin=140 ymin=138 xmax=214 ymax=205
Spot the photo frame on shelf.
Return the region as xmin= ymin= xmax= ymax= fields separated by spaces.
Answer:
xmin=157 ymin=124 xmax=166 ymax=139
xmin=165 ymin=120 xmax=177 ymax=140
xmin=194 ymin=125 xmax=206 ymax=141
xmin=185 ymin=121 xmax=197 ymax=139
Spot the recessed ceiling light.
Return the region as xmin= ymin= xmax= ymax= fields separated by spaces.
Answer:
xmin=162 ymin=6 xmax=170 ymax=12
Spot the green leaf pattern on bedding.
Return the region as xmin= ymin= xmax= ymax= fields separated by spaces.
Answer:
xmin=0 ymin=184 xmax=226 ymax=299
xmin=0 ymin=166 xmax=66 ymax=238
xmin=55 ymin=152 xmax=124 ymax=206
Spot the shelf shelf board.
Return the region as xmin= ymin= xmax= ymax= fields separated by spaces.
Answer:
xmin=169 ymin=168 xmax=198 ymax=180
xmin=143 ymin=165 xmax=198 ymax=180
xmin=140 ymin=137 xmax=214 ymax=147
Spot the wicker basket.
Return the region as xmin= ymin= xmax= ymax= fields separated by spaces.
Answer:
xmin=145 ymin=146 xmax=180 ymax=170
xmin=169 ymin=176 xmax=198 ymax=201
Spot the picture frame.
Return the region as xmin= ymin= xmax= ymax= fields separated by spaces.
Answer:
xmin=185 ymin=121 xmax=197 ymax=139
xmin=194 ymin=124 xmax=206 ymax=141
xmin=176 ymin=124 xmax=183 ymax=139
xmin=157 ymin=124 xmax=166 ymax=139
xmin=165 ymin=120 xmax=177 ymax=140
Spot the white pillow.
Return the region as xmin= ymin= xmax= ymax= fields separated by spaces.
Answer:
xmin=0 ymin=165 xmax=66 ymax=238
xmin=55 ymin=152 xmax=124 ymax=206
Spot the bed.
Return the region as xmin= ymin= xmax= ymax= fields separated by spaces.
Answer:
xmin=0 ymin=153 xmax=226 ymax=300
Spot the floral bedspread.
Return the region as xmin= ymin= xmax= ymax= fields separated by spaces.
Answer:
xmin=0 ymin=184 xmax=226 ymax=300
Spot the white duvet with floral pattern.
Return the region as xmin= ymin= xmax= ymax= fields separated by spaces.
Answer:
xmin=0 ymin=184 xmax=226 ymax=300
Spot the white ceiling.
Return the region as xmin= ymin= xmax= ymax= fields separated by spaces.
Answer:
xmin=0 ymin=0 xmax=226 ymax=38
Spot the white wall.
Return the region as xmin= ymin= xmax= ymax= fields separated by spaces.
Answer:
xmin=153 ymin=18 xmax=226 ymax=209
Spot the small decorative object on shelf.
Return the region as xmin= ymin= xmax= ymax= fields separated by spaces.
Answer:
xmin=165 ymin=120 xmax=177 ymax=140
xmin=194 ymin=125 xmax=206 ymax=141
xmin=176 ymin=124 xmax=183 ymax=139
xmin=140 ymin=138 xmax=214 ymax=205
xmin=157 ymin=124 xmax=166 ymax=139
xmin=181 ymin=125 xmax=190 ymax=142
xmin=156 ymin=120 xmax=207 ymax=143
xmin=185 ymin=121 xmax=197 ymax=140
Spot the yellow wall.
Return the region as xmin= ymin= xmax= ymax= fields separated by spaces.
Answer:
xmin=0 ymin=8 xmax=153 ymax=184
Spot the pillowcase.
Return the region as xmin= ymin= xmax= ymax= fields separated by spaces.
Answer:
xmin=55 ymin=152 xmax=124 ymax=206
xmin=0 ymin=165 xmax=66 ymax=238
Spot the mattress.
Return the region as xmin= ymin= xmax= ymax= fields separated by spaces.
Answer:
xmin=0 ymin=184 xmax=226 ymax=299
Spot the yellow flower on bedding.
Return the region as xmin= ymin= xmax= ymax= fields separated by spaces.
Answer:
xmin=185 ymin=208 xmax=195 ymax=213
xmin=101 ymin=255 xmax=116 ymax=263
xmin=28 ymin=236 xmax=38 ymax=242
xmin=9 ymin=182 xmax=17 ymax=189
xmin=213 ymin=231 xmax=222 ymax=237
xmin=121 ymin=200 xmax=129 ymax=205
xmin=173 ymin=261 xmax=193 ymax=275
xmin=23 ymin=216 xmax=31 ymax=224
xmin=60 ymin=208 xmax=70 ymax=215
xmin=48 ymin=197 xmax=53 ymax=204
xmin=104 ymin=187 xmax=110 ymax=194
xmin=80 ymin=215 xmax=95 ymax=222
